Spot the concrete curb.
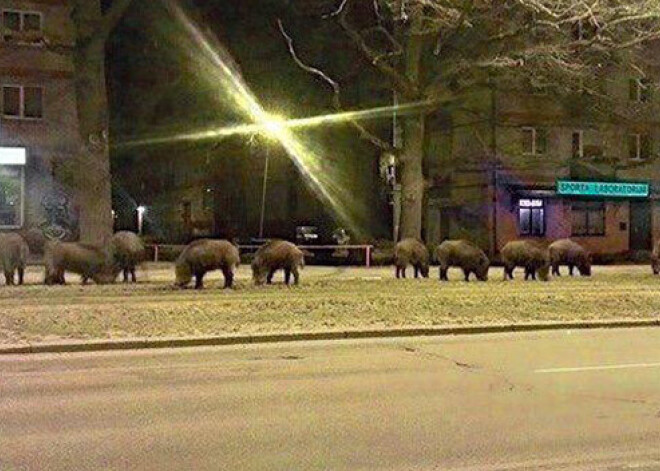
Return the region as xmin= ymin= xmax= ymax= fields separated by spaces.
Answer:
xmin=2 ymin=318 xmax=660 ymax=355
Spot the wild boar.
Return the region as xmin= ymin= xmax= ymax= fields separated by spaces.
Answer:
xmin=393 ymin=238 xmax=429 ymax=279
xmin=501 ymin=240 xmax=550 ymax=281
xmin=44 ymin=241 xmax=119 ymax=285
xmin=110 ymin=231 xmax=146 ymax=283
xmin=0 ymin=233 xmax=29 ymax=285
xmin=251 ymin=240 xmax=304 ymax=286
xmin=174 ymin=239 xmax=240 ymax=289
xmin=549 ymin=238 xmax=591 ymax=276
xmin=436 ymin=239 xmax=489 ymax=282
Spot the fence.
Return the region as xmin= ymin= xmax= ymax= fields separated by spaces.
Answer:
xmin=148 ymin=244 xmax=374 ymax=267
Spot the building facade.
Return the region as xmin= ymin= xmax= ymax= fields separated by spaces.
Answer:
xmin=424 ymin=62 xmax=660 ymax=259
xmin=0 ymin=0 xmax=80 ymax=239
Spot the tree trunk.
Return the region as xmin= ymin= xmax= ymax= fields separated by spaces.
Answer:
xmin=398 ymin=18 xmax=425 ymax=241
xmin=399 ymin=114 xmax=425 ymax=240
xmin=72 ymin=0 xmax=113 ymax=245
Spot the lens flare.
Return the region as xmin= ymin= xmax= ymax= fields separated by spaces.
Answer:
xmin=117 ymin=100 xmax=434 ymax=148
xmin=138 ymin=1 xmax=401 ymax=234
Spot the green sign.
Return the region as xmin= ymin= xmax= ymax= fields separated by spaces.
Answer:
xmin=557 ymin=180 xmax=649 ymax=198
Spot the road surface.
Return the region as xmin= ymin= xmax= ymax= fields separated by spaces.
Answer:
xmin=2 ymin=328 xmax=660 ymax=470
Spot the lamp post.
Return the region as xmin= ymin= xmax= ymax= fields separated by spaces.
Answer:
xmin=136 ymin=205 xmax=146 ymax=235
xmin=258 ymin=147 xmax=270 ymax=239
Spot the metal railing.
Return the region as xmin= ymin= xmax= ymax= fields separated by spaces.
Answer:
xmin=148 ymin=244 xmax=374 ymax=267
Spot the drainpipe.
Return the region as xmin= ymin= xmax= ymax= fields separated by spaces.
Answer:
xmin=490 ymin=78 xmax=498 ymax=258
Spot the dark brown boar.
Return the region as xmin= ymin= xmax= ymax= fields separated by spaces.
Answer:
xmin=175 ymin=239 xmax=240 ymax=289
xmin=549 ymin=239 xmax=591 ymax=276
xmin=393 ymin=238 xmax=429 ymax=279
xmin=436 ymin=240 xmax=489 ymax=282
xmin=44 ymin=241 xmax=119 ymax=285
xmin=0 ymin=233 xmax=29 ymax=285
xmin=110 ymin=231 xmax=146 ymax=283
xmin=501 ymin=240 xmax=550 ymax=282
xmin=251 ymin=240 xmax=304 ymax=286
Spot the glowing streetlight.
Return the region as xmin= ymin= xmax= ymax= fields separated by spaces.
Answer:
xmin=136 ymin=205 xmax=147 ymax=235
xmin=258 ymin=114 xmax=285 ymax=239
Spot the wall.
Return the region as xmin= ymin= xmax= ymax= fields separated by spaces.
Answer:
xmin=0 ymin=0 xmax=80 ymax=234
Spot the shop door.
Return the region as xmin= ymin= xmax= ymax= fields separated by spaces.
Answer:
xmin=629 ymin=201 xmax=652 ymax=251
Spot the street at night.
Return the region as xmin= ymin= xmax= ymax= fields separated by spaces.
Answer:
xmin=2 ymin=328 xmax=660 ymax=470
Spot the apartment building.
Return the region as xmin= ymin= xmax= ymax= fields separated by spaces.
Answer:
xmin=424 ymin=60 xmax=660 ymax=258
xmin=0 ymin=0 xmax=80 ymax=238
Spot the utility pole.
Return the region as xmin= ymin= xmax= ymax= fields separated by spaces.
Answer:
xmin=258 ymin=147 xmax=270 ymax=239
xmin=392 ymin=90 xmax=402 ymax=242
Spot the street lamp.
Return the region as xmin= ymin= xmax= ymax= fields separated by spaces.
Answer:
xmin=258 ymin=114 xmax=285 ymax=239
xmin=136 ymin=205 xmax=146 ymax=235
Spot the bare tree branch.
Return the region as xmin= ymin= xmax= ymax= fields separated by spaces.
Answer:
xmin=276 ymin=19 xmax=392 ymax=150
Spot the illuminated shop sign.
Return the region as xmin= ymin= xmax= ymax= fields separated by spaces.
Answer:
xmin=557 ymin=180 xmax=649 ymax=198
xmin=0 ymin=147 xmax=26 ymax=165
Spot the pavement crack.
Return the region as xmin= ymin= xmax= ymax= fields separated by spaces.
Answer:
xmin=400 ymin=345 xmax=481 ymax=370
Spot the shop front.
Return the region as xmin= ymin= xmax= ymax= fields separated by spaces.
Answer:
xmin=496 ymin=179 xmax=655 ymax=256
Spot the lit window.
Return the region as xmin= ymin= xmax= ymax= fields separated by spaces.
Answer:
xmin=628 ymin=133 xmax=651 ymax=161
xmin=2 ymin=85 xmax=43 ymax=119
xmin=572 ymin=202 xmax=605 ymax=236
xmin=519 ymin=199 xmax=545 ymax=236
xmin=0 ymin=149 xmax=25 ymax=228
xmin=521 ymin=127 xmax=547 ymax=155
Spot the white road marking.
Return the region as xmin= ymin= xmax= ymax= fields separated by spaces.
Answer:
xmin=535 ymin=362 xmax=660 ymax=374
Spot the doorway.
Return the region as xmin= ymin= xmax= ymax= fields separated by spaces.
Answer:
xmin=629 ymin=201 xmax=652 ymax=251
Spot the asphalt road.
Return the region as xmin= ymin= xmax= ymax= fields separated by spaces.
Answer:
xmin=2 ymin=328 xmax=660 ymax=470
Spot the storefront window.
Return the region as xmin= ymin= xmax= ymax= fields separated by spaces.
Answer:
xmin=571 ymin=201 xmax=605 ymax=236
xmin=519 ymin=199 xmax=545 ymax=236
xmin=0 ymin=165 xmax=23 ymax=227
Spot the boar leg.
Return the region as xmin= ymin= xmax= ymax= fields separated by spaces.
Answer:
xmin=439 ymin=266 xmax=448 ymax=281
xmin=413 ymin=265 xmax=420 ymax=279
xmin=552 ymin=264 xmax=560 ymax=276
xmin=18 ymin=267 xmax=24 ymax=285
xmin=524 ymin=268 xmax=531 ymax=281
xmin=401 ymin=267 xmax=407 ymax=279
xmin=131 ymin=268 xmax=137 ymax=283
xmin=222 ymin=268 xmax=233 ymax=289
xmin=568 ymin=265 xmax=575 ymax=276
xmin=194 ymin=272 xmax=205 ymax=289
xmin=284 ymin=269 xmax=292 ymax=285
xmin=395 ymin=266 xmax=401 ymax=279
xmin=5 ymin=270 xmax=14 ymax=286
xmin=266 ymin=270 xmax=275 ymax=284
xmin=122 ymin=268 xmax=129 ymax=283
xmin=463 ymin=268 xmax=470 ymax=282
xmin=292 ymin=267 xmax=300 ymax=285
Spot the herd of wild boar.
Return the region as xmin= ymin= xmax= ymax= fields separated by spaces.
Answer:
xmin=0 ymin=229 xmax=659 ymax=288
xmin=0 ymin=231 xmax=305 ymax=288
xmin=394 ymin=237 xmax=595 ymax=282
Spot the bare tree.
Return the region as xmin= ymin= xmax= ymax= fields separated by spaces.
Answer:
xmin=71 ymin=0 xmax=134 ymax=244
xmin=281 ymin=0 xmax=660 ymax=240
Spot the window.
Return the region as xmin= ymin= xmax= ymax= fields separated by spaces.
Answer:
xmin=521 ymin=127 xmax=548 ymax=155
xmin=0 ymin=149 xmax=25 ymax=228
xmin=519 ymin=199 xmax=545 ymax=236
xmin=572 ymin=131 xmax=583 ymax=158
xmin=628 ymin=133 xmax=651 ymax=161
xmin=629 ymin=78 xmax=652 ymax=103
xmin=2 ymin=85 xmax=43 ymax=119
xmin=1 ymin=10 xmax=42 ymax=42
xmin=572 ymin=202 xmax=605 ymax=236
